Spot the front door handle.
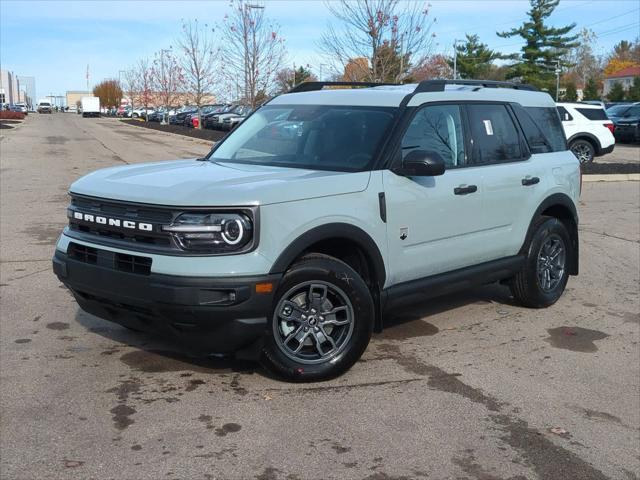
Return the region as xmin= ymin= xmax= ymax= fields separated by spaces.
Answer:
xmin=521 ymin=176 xmax=540 ymax=186
xmin=454 ymin=185 xmax=478 ymax=195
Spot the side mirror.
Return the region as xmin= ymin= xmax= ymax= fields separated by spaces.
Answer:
xmin=397 ymin=149 xmax=446 ymax=177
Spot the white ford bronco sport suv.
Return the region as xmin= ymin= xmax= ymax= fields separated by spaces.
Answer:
xmin=53 ymin=80 xmax=580 ymax=381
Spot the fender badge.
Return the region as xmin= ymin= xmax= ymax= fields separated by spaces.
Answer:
xmin=400 ymin=227 xmax=408 ymax=240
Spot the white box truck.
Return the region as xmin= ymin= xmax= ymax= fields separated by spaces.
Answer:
xmin=81 ymin=96 xmax=100 ymax=118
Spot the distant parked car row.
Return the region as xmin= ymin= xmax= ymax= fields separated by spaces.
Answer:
xmin=116 ymin=103 xmax=253 ymax=131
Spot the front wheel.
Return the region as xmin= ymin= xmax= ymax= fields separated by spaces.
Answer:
xmin=570 ymin=139 xmax=595 ymax=164
xmin=261 ymin=254 xmax=374 ymax=382
xmin=510 ymin=216 xmax=571 ymax=308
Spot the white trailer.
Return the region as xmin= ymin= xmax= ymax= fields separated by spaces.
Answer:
xmin=81 ymin=96 xmax=100 ymax=118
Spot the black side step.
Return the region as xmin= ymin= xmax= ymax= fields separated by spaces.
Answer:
xmin=382 ymin=255 xmax=524 ymax=312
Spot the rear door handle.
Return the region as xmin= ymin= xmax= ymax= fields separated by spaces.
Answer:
xmin=521 ymin=176 xmax=540 ymax=186
xmin=454 ymin=185 xmax=478 ymax=195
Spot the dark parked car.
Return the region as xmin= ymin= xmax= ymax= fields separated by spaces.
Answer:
xmin=183 ymin=104 xmax=224 ymax=127
xmin=200 ymin=105 xmax=231 ymax=129
xmin=606 ymin=103 xmax=640 ymax=143
xmin=170 ymin=107 xmax=197 ymax=125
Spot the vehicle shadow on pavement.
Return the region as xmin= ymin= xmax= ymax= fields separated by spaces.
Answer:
xmin=379 ymin=282 xmax=516 ymax=339
xmin=73 ymin=309 xmax=267 ymax=377
xmin=71 ymin=282 xmax=516 ymax=377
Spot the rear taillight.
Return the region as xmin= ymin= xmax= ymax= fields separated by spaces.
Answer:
xmin=604 ymin=122 xmax=615 ymax=134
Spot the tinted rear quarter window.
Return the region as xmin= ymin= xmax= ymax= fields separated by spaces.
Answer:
xmin=575 ymin=108 xmax=608 ymax=121
xmin=466 ymin=104 xmax=522 ymax=164
xmin=520 ymin=107 xmax=567 ymax=152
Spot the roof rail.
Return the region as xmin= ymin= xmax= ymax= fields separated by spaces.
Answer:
xmin=414 ymin=79 xmax=538 ymax=93
xmin=288 ymin=81 xmax=399 ymax=93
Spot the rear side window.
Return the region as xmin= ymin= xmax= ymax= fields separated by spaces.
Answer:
xmin=557 ymin=106 xmax=573 ymax=121
xmin=516 ymin=106 xmax=567 ymax=153
xmin=466 ymin=104 xmax=522 ymax=164
xmin=575 ymin=108 xmax=608 ymax=121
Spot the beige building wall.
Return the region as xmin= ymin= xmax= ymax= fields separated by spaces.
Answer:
xmin=121 ymin=92 xmax=217 ymax=108
xmin=66 ymin=91 xmax=93 ymax=107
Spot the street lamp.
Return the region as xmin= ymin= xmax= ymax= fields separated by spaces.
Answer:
xmin=555 ymin=61 xmax=561 ymax=101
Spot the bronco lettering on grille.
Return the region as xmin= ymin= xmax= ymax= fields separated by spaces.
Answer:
xmin=73 ymin=211 xmax=153 ymax=231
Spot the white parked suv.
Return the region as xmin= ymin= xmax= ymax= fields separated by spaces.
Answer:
xmin=556 ymin=102 xmax=615 ymax=163
xmin=53 ymin=80 xmax=580 ymax=381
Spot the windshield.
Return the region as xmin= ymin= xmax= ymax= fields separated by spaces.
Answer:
xmin=606 ymin=105 xmax=631 ymax=116
xmin=208 ymin=105 xmax=396 ymax=172
xmin=39 ymin=102 xmax=50 ymax=106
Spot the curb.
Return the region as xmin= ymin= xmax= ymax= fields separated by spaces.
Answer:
xmin=117 ymin=119 xmax=215 ymax=147
xmin=583 ymin=174 xmax=640 ymax=182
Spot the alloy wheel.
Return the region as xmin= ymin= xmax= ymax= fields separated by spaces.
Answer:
xmin=536 ymin=234 xmax=566 ymax=292
xmin=571 ymin=143 xmax=593 ymax=164
xmin=273 ymin=281 xmax=355 ymax=364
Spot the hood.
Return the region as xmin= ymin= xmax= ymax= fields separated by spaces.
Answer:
xmin=70 ymin=159 xmax=370 ymax=207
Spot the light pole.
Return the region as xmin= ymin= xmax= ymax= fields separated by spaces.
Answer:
xmin=452 ymin=39 xmax=461 ymax=80
xmin=555 ymin=61 xmax=561 ymax=101
xmin=158 ymin=49 xmax=171 ymax=124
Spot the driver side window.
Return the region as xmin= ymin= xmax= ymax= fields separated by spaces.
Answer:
xmin=401 ymin=104 xmax=466 ymax=168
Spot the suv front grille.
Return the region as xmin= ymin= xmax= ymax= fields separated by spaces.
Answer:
xmin=68 ymin=194 xmax=176 ymax=250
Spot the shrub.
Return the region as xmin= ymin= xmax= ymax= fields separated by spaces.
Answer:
xmin=0 ymin=111 xmax=25 ymax=120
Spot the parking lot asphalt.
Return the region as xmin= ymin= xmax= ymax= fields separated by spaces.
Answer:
xmin=1 ymin=113 xmax=639 ymax=480
xmin=597 ymin=143 xmax=639 ymax=164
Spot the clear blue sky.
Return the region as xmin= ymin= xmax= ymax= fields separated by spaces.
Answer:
xmin=1 ymin=0 xmax=638 ymax=101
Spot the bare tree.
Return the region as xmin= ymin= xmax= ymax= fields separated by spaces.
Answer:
xmin=136 ymin=58 xmax=154 ymax=120
xmin=151 ymin=48 xmax=184 ymax=123
xmin=320 ymin=0 xmax=436 ymax=83
xmin=219 ymin=0 xmax=286 ymax=108
xmin=176 ymin=19 xmax=218 ymax=128
xmin=122 ymin=68 xmax=139 ymax=114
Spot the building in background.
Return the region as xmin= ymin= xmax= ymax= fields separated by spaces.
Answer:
xmin=603 ymin=66 xmax=640 ymax=96
xmin=66 ymin=90 xmax=92 ymax=109
xmin=17 ymin=75 xmax=36 ymax=109
xmin=0 ymin=69 xmax=19 ymax=105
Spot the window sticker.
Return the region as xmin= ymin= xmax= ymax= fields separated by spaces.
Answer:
xmin=483 ymin=119 xmax=494 ymax=135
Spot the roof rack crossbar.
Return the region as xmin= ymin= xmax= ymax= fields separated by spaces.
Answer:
xmin=288 ymin=81 xmax=399 ymax=93
xmin=414 ymin=80 xmax=538 ymax=93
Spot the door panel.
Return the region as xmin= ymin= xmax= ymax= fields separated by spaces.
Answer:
xmin=383 ymin=168 xmax=485 ymax=285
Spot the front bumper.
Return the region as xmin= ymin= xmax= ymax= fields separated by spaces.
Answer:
xmin=53 ymin=249 xmax=280 ymax=354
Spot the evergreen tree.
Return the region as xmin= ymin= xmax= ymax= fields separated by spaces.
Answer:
xmin=608 ymin=81 xmax=625 ymax=102
xmin=627 ymin=77 xmax=640 ymax=102
xmin=564 ymin=82 xmax=577 ymax=101
xmin=449 ymin=34 xmax=499 ymax=79
xmin=497 ymin=0 xmax=579 ymax=91
xmin=582 ymin=77 xmax=599 ymax=100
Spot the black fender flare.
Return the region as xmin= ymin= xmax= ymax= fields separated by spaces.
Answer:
xmin=521 ymin=193 xmax=579 ymax=274
xmin=269 ymin=223 xmax=387 ymax=287
xmin=567 ymin=132 xmax=602 ymax=154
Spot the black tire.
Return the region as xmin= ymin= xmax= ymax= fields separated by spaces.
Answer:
xmin=510 ymin=216 xmax=571 ymax=308
xmin=569 ymin=139 xmax=595 ymax=164
xmin=261 ymin=254 xmax=374 ymax=382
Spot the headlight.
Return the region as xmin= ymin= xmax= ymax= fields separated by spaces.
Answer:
xmin=162 ymin=211 xmax=254 ymax=253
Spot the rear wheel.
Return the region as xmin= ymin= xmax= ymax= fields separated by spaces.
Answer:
xmin=510 ymin=216 xmax=571 ymax=308
xmin=569 ymin=139 xmax=595 ymax=164
xmin=261 ymin=254 xmax=374 ymax=382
